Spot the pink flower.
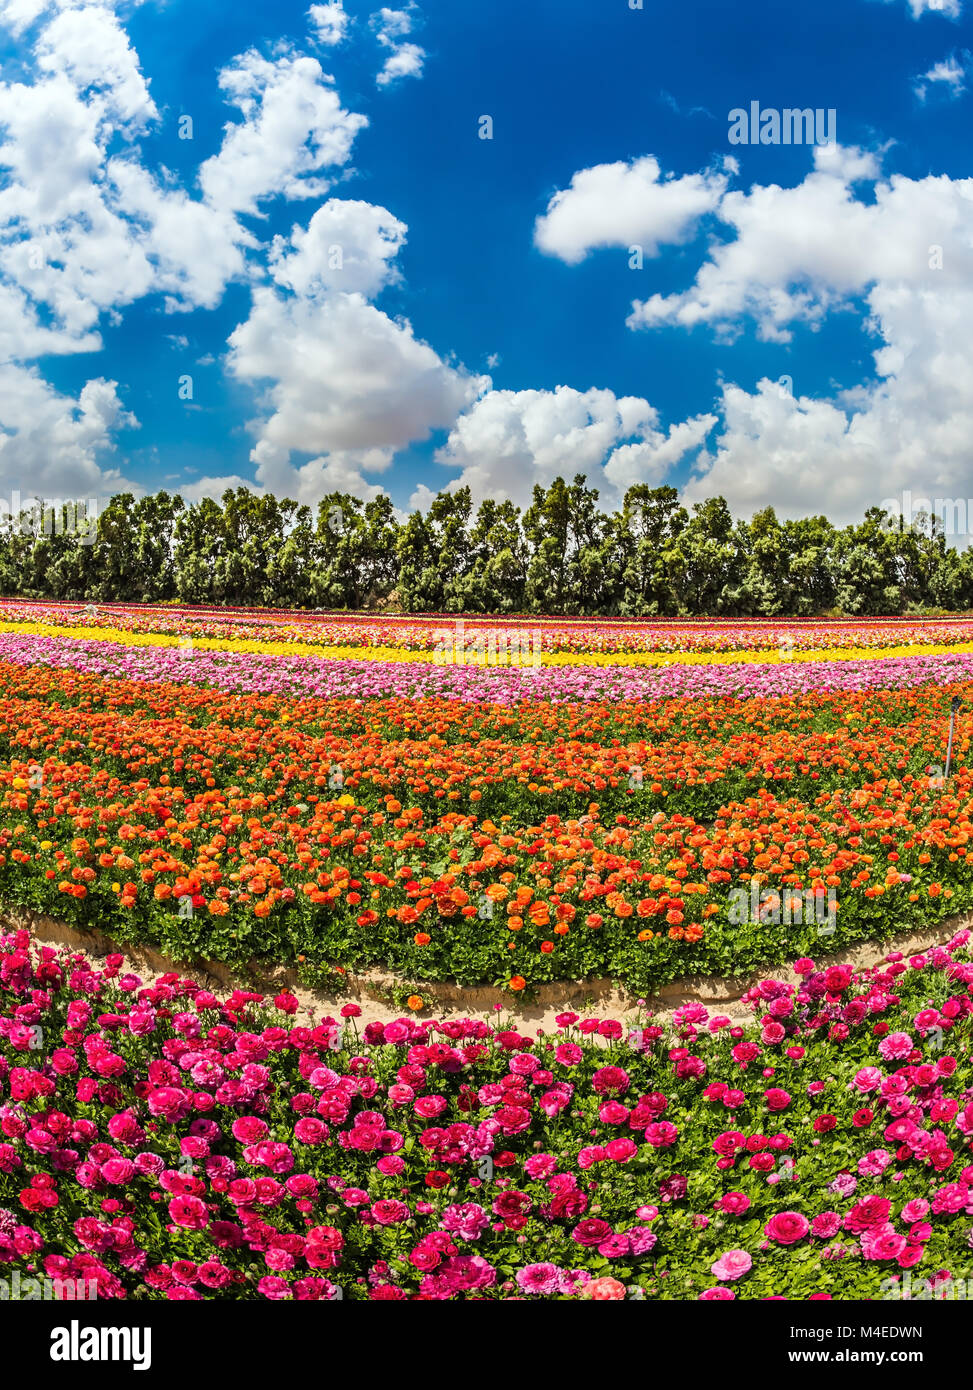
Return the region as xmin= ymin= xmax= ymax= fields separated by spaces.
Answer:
xmin=764 ymin=1211 xmax=809 ymax=1245
xmin=167 ymin=1196 xmax=208 ymax=1231
xmin=441 ymin=1203 xmax=489 ymax=1241
xmin=853 ymin=1067 xmax=883 ymax=1093
xmin=845 ymin=1195 xmax=892 ymax=1233
xmin=516 ymin=1263 xmax=561 ymax=1295
xmin=591 ymin=1066 xmax=630 ymax=1096
xmin=878 ymin=1033 xmax=914 ymax=1061
xmin=711 ymin=1249 xmax=753 ymax=1281
xmin=586 ymin=1276 xmax=627 ymax=1300
xmin=811 ymin=1212 xmax=841 ymax=1238
xmin=371 ymin=1199 xmax=409 ymax=1225
xmin=861 ymin=1226 xmax=906 ymax=1261
xmin=524 ymin=1154 xmax=557 ymax=1179
xmin=605 ymin=1137 xmax=638 ymax=1163
xmin=626 ymin=1227 xmax=657 ymax=1255
xmin=100 ymin=1158 xmax=134 ymax=1185
xmin=572 ymin=1219 xmax=613 ymax=1247
xmin=643 ymin=1122 xmax=678 ymax=1149
xmin=414 ymin=1095 xmax=447 ymax=1119
xmin=764 ymin=1088 xmax=791 ymax=1111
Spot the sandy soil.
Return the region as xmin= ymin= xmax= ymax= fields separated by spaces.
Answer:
xmin=5 ymin=905 xmax=969 ymax=1033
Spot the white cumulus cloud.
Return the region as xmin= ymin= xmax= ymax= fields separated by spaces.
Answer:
xmin=534 ymin=155 xmax=729 ymax=265
xmin=199 ymin=51 xmax=367 ymax=216
xmin=905 ymin=0 xmax=961 ymax=17
xmin=613 ymin=147 xmax=973 ymax=523
xmin=914 ymin=52 xmax=969 ymax=99
xmin=423 ymin=385 xmax=715 ymax=510
xmin=308 ymin=1 xmax=348 ymax=46
xmin=0 ymin=364 xmax=137 ymax=498
xmin=226 ymin=245 xmax=482 ymax=505
xmin=371 ymin=6 xmax=425 ymax=86
xmin=268 ymin=199 xmax=406 ymax=298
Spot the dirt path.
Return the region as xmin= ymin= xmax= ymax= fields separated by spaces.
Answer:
xmin=5 ymin=905 xmax=969 ymax=1032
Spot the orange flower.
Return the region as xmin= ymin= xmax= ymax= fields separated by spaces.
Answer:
xmin=509 ymin=975 xmax=526 ymax=991
xmin=414 ymin=932 xmax=431 ymax=946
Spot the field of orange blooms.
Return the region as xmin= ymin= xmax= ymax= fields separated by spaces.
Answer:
xmin=0 ymin=602 xmax=971 ymax=999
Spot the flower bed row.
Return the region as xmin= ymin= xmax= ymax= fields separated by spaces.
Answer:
xmin=8 ymin=629 xmax=973 ymax=702
xmin=0 ymin=664 xmax=970 ymax=994
xmin=2 ymin=926 xmax=973 ymax=1299
xmin=6 ymin=603 xmax=973 ymax=654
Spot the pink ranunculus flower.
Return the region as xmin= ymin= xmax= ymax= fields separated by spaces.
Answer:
xmin=586 ymin=1276 xmax=627 ymax=1300
xmin=711 ymin=1249 xmax=753 ymax=1281
xmin=764 ymin=1211 xmax=810 ymax=1245
xmin=852 ymin=1067 xmax=883 ymax=1093
xmin=811 ymin=1212 xmax=841 ymax=1239
xmin=878 ymin=1033 xmax=914 ymax=1061
xmin=516 ymin=1262 xmax=561 ymax=1295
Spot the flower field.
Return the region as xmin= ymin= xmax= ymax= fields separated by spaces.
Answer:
xmin=2 ymin=602 xmax=973 ymax=1304
xmin=0 ymin=604 xmax=971 ymax=996
xmin=3 ymin=926 xmax=973 ymax=1300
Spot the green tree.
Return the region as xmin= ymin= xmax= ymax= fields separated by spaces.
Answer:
xmin=523 ymin=474 xmax=610 ymax=614
xmin=611 ymin=485 xmax=687 ymax=616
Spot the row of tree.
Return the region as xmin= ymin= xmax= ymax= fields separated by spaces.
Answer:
xmin=1 ymin=479 xmax=971 ymax=616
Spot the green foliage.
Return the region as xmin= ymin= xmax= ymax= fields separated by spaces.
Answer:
xmin=1 ymin=480 xmax=972 ymax=615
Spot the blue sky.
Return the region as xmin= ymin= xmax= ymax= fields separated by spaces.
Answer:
xmin=2 ymin=0 xmax=973 ymax=525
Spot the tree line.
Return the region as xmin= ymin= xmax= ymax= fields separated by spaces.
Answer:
xmin=1 ymin=477 xmax=971 ymax=616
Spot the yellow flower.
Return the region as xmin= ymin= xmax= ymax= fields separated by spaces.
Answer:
xmin=0 ymin=616 xmax=969 ymax=671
